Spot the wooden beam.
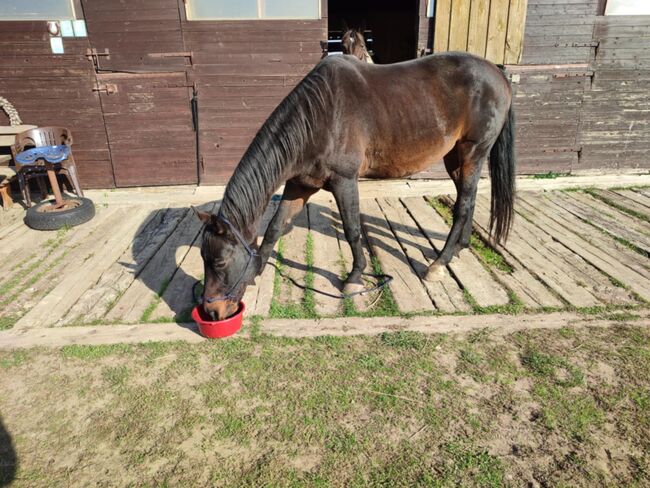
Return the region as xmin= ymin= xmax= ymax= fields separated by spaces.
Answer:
xmin=504 ymin=0 xmax=528 ymax=64
xmin=467 ymin=0 xmax=490 ymax=57
xmin=434 ymin=0 xmax=452 ymax=53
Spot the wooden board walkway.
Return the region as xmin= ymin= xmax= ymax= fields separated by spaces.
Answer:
xmin=1 ymin=184 xmax=649 ymax=344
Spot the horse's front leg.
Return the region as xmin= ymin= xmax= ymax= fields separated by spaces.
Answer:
xmin=258 ymin=181 xmax=317 ymax=268
xmin=331 ymin=177 xmax=367 ymax=294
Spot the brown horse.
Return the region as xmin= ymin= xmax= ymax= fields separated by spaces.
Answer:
xmin=341 ymin=29 xmax=374 ymax=63
xmin=196 ymin=52 xmax=515 ymax=320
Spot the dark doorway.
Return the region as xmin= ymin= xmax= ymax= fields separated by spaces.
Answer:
xmin=328 ymin=0 xmax=419 ymax=64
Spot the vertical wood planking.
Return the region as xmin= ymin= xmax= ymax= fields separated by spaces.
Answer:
xmin=467 ymin=0 xmax=490 ymax=57
xmin=504 ymin=0 xmax=528 ymax=63
xmin=485 ymin=0 xmax=510 ymax=63
xmin=448 ymin=0 xmax=472 ymax=51
xmin=434 ymin=0 xmax=453 ymax=53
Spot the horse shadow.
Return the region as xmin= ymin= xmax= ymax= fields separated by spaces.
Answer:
xmin=127 ymin=197 xmax=447 ymax=322
xmin=0 ymin=415 xmax=17 ymax=487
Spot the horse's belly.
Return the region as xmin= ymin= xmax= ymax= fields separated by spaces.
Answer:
xmin=361 ymin=137 xmax=456 ymax=179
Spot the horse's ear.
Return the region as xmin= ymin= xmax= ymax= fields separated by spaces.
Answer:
xmin=210 ymin=214 xmax=227 ymax=235
xmin=192 ymin=206 xmax=212 ymax=224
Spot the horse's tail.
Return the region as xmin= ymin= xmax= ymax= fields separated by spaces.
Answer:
xmin=488 ymin=95 xmax=516 ymax=245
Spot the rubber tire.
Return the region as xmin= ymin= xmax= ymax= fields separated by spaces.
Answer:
xmin=25 ymin=197 xmax=95 ymax=231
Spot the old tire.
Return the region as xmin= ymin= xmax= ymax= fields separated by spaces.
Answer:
xmin=25 ymin=197 xmax=95 ymax=231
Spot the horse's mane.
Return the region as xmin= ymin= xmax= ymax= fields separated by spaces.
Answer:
xmin=218 ymin=62 xmax=334 ymax=232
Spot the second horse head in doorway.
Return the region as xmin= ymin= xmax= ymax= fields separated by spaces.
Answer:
xmin=341 ymin=29 xmax=374 ymax=63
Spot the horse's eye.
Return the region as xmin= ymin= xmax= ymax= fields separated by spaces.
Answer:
xmin=213 ymin=259 xmax=226 ymax=269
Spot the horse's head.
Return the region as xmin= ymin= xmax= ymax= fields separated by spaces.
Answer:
xmin=195 ymin=210 xmax=261 ymax=321
xmin=341 ymin=29 xmax=371 ymax=62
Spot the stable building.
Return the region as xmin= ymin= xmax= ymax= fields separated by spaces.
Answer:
xmin=0 ymin=0 xmax=648 ymax=188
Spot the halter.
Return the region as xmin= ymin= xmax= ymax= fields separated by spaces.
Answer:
xmin=200 ymin=214 xmax=258 ymax=304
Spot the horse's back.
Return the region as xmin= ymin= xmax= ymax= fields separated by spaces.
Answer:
xmin=314 ymin=53 xmax=512 ymax=179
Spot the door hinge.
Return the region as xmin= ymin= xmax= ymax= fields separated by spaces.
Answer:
xmin=92 ymin=83 xmax=118 ymax=94
xmin=148 ymin=51 xmax=194 ymax=66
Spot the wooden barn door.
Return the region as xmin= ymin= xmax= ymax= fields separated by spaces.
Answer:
xmin=82 ymin=0 xmax=198 ymax=187
xmin=433 ymin=0 xmax=528 ymax=64
xmin=94 ymin=72 xmax=198 ymax=187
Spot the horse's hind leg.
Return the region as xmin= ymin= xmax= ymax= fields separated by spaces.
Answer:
xmin=331 ymin=176 xmax=367 ymax=293
xmin=425 ymin=141 xmax=487 ymax=281
xmin=258 ymin=180 xmax=318 ymax=268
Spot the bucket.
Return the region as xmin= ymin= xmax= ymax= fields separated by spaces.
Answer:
xmin=191 ymin=301 xmax=245 ymax=339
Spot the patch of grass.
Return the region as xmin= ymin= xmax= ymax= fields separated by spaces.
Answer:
xmin=102 ymin=365 xmax=130 ymax=389
xmin=469 ymin=234 xmax=513 ymax=273
xmin=0 ymin=350 xmax=28 ymax=369
xmin=533 ymin=383 xmax=604 ymax=441
xmin=442 ymin=442 xmax=505 ymax=487
xmin=139 ymin=278 xmax=171 ymax=322
xmin=532 ymin=171 xmax=568 ymax=179
xmin=61 ymin=343 xmax=133 ymax=360
xmin=303 ymin=232 xmax=317 ymax=318
xmin=0 ymin=315 xmax=19 ymax=331
xmin=380 ymin=330 xmax=428 ymax=350
xmin=427 ymin=196 xmax=453 ymax=225
xmin=521 ymin=348 xmax=583 ymax=387
xmin=464 ymin=289 xmax=525 ymax=315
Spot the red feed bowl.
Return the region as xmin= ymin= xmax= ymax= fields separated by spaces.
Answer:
xmin=192 ymin=302 xmax=245 ymax=339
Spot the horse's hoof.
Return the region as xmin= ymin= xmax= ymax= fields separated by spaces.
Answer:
xmin=424 ymin=265 xmax=446 ymax=282
xmin=343 ymin=281 xmax=366 ymax=296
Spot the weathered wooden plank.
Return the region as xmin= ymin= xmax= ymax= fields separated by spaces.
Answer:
xmin=4 ymin=309 xmax=650 ymax=349
xmin=614 ymin=189 xmax=650 ymax=210
xmin=240 ymin=200 xmax=278 ymax=317
xmin=378 ymin=197 xmax=469 ymax=313
xmin=449 ymin=0 xmax=472 ymax=51
xmin=467 ymin=0 xmax=490 ymax=57
xmin=518 ymin=195 xmax=650 ymax=301
xmin=308 ymin=201 xmax=343 ymax=316
xmin=517 ymin=200 xmax=635 ymax=305
xmin=63 ymin=207 xmax=188 ymax=324
xmin=505 ymin=0 xmax=528 ymax=64
xmin=13 ymin=207 xmax=151 ymax=329
xmin=402 ymin=196 xmax=509 ymax=308
xmin=590 ymin=189 xmax=650 ymax=219
xmin=360 ymin=199 xmax=436 ymax=314
xmin=277 ymin=208 xmax=308 ymax=307
xmin=105 ymin=202 xmax=216 ymax=322
xmin=0 ymin=207 xmax=120 ymax=318
xmin=440 ymin=195 xmax=563 ymax=309
xmin=525 ymin=193 xmax=649 ymax=274
xmin=434 ymin=0 xmax=452 ymax=52
xmin=555 ymin=192 xmax=650 ymax=254
xmin=472 ymin=197 xmax=600 ymax=307
xmin=486 ymin=0 xmax=510 ymax=63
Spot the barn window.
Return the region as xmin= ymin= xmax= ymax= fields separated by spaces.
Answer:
xmin=605 ymin=0 xmax=650 ymax=15
xmin=0 ymin=0 xmax=76 ymax=20
xmin=186 ymin=0 xmax=320 ymax=20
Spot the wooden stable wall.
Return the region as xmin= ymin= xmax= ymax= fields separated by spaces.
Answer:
xmin=0 ymin=23 xmax=114 ymax=187
xmin=0 ymin=0 xmax=648 ymax=187
xmin=182 ymin=13 xmax=326 ymax=185
xmin=513 ymin=1 xmax=650 ymax=174
xmin=0 ymin=0 xmax=325 ymax=188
